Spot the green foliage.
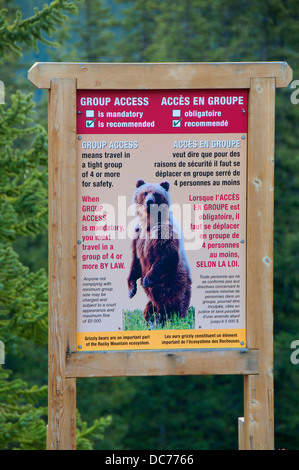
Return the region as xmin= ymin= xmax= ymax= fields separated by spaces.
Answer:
xmin=0 ymin=8 xmax=52 ymax=445
xmin=114 ymin=0 xmax=161 ymax=61
xmin=118 ymin=375 xmax=243 ymax=450
xmin=0 ymin=245 xmax=48 ymax=347
xmin=76 ymin=412 xmax=112 ymax=451
xmin=0 ymin=88 xmax=48 ymax=349
xmin=124 ymin=307 xmax=195 ymax=330
xmin=76 ymin=376 xmax=136 ymax=450
xmin=0 ymin=0 xmax=77 ymax=62
xmin=0 ymin=366 xmax=47 ymax=450
xmin=74 ymin=0 xmax=114 ymax=62
xmin=0 ymin=366 xmax=112 ymax=450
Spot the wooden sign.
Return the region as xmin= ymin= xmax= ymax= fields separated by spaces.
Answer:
xmin=28 ymin=61 xmax=292 ymax=450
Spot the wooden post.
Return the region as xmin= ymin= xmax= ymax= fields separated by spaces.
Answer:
xmin=47 ymin=78 xmax=77 ymax=450
xmin=243 ymin=77 xmax=276 ymax=450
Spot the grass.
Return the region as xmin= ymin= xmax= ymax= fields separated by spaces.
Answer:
xmin=124 ymin=306 xmax=195 ymax=331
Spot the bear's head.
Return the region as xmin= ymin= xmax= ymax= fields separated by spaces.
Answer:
xmin=132 ymin=179 xmax=172 ymax=225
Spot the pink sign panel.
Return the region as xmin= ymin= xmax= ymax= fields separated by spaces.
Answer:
xmin=76 ymin=89 xmax=248 ymax=352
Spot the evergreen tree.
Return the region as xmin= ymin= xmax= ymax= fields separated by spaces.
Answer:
xmin=115 ymin=0 xmax=161 ymax=61
xmin=0 ymin=0 xmax=111 ymax=449
xmin=140 ymin=0 xmax=212 ymax=62
xmin=47 ymin=0 xmax=116 ymax=63
xmin=75 ymin=0 xmax=114 ymax=62
xmin=120 ymin=375 xmax=243 ymax=450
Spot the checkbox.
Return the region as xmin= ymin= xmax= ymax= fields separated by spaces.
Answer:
xmin=86 ymin=119 xmax=95 ymax=128
xmin=172 ymin=119 xmax=182 ymax=127
xmin=172 ymin=109 xmax=181 ymax=118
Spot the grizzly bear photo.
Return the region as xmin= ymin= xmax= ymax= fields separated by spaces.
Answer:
xmin=127 ymin=179 xmax=192 ymax=326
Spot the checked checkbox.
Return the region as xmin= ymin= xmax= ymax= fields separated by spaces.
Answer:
xmin=86 ymin=119 xmax=96 ymax=128
xmin=172 ymin=118 xmax=182 ymax=127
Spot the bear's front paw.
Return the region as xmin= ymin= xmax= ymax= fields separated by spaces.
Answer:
xmin=142 ymin=275 xmax=155 ymax=288
xmin=128 ymin=284 xmax=137 ymax=298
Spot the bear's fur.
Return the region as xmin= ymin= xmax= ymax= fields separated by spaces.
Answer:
xmin=127 ymin=179 xmax=192 ymax=325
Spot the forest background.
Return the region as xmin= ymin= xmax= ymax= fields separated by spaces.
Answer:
xmin=0 ymin=0 xmax=298 ymax=450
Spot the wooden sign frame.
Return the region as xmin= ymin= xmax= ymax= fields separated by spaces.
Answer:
xmin=28 ymin=61 xmax=292 ymax=451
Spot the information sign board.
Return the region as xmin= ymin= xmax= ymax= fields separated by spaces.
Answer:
xmin=76 ymin=89 xmax=248 ymax=351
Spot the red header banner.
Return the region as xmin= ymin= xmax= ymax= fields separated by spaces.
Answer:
xmin=77 ymin=89 xmax=248 ymax=135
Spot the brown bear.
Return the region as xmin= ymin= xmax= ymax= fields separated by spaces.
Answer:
xmin=127 ymin=179 xmax=192 ymax=326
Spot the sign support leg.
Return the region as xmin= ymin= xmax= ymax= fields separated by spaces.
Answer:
xmin=243 ymin=77 xmax=275 ymax=450
xmin=47 ymin=78 xmax=77 ymax=450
